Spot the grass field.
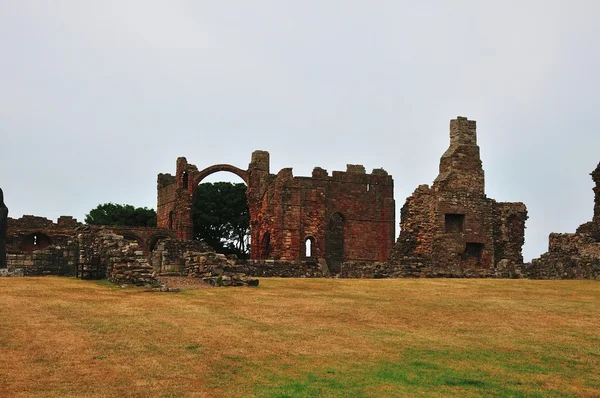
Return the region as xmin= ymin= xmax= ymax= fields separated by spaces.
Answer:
xmin=0 ymin=277 xmax=599 ymax=397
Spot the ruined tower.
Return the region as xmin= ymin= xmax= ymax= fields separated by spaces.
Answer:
xmin=391 ymin=116 xmax=527 ymax=277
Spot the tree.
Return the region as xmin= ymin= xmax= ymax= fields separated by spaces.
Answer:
xmin=85 ymin=203 xmax=157 ymax=227
xmin=192 ymin=182 xmax=250 ymax=258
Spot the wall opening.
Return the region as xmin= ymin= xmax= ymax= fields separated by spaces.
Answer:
xmin=366 ymin=183 xmax=370 ymax=192
xmin=149 ymin=235 xmax=171 ymax=253
xmin=463 ymin=242 xmax=484 ymax=268
xmin=121 ymin=233 xmax=143 ymax=249
xmin=304 ymin=236 xmax=315 ymax=259
xmin=445 ymin=213 xmax=465 ymax=233
xmin=326 ymin=212 xmax=345 ymax=274
xmin=168 ymin=211 xmax=174 ymax=230
xmin=182 ymin=171 xmax=189 ymax=189
xmin=21 ymin=233 xmax=51 ymax=252
xmin=261 ymin=232 xmax=271 ymax=260
xmin=192 ymin=172 xmax=250 ymax=258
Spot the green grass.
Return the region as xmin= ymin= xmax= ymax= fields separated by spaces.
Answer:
xmin=0 ymin=277 xmax=599 ymax=397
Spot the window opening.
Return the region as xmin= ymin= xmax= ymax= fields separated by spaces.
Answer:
xmin=305 ymin=237 xmax=314 ymax=258
xmin=182 ymin=171 xmax=189 ymax=189
xmin=445 ymin=213 xmax=465 ymax=233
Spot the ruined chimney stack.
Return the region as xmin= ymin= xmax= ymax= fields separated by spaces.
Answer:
xmin=435 ymin=116 xmax=485 ymax=194
xmin=450 ymin=116 xmax=478 ymax=146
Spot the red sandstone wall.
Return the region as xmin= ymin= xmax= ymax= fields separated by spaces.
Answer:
xmin=158 ymin=151 xmax=395 ymax=269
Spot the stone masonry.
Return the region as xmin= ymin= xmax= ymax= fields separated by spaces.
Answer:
xmin=6 ymin=215 xmax=175 ymax=255
xmin=157 ymin=151 xmax=395 ymax=273
xmin=388 ymin=117 xmax=528 ymax=277
xmin=528 ymin=162 xmax=600 ymax=279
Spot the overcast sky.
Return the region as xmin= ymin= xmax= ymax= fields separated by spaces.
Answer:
xmin=1 ymin=1 xmax=599 ymax=261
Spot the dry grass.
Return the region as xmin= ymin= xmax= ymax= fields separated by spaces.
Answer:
xmin=0 ymin=277 xmax=599 ymax=397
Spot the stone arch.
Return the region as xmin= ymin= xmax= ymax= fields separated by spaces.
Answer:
xmin=192 ymin=164 xmax=249 ymax=187
xmin=120 ymin=233 xmax=144 ymax=249
xmin=148 ymin=232 xmax=176 ymax=253
xmin=190 ymin=165 xmax=251 ymax=254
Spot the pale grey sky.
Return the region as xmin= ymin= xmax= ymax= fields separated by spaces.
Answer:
xmin=1 ymin=1 xmax=599 ymax=261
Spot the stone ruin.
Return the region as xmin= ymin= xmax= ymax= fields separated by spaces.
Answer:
xmin=389 ymin=116 xmax=528 ymax=277
xmin=528 ymin=163 xmax=600 ymax=279
xmin=341 ymin=116 xmax=528 ymax=278
xmin=3 ymin=116 xmax=600 ymax=281
xmin=157 ymin=150 xmax=395 ymax=274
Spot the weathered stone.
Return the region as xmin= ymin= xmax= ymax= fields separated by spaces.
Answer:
xmin=529 ymin=164 xmax=600 ymax=280
xmin=157 ymin=151 xmax=395 ymax=272
xmin=0 ymin=188 xmax=7 ymax=269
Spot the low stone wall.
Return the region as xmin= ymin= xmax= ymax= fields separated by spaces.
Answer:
xmin=341 ymin=257 xmax=526 ymax=279
xmin=110 ymin=261 xmax=157 ymax=286
xmin=528 ymin=233 xmax=600 ymax=280
xmin=5 ymin=246 xmax=76 ymax=276
xmin=152 ymin=239 xmax=214 ymax=273
xmin=241 ymin=260 xmax=323 ymax=278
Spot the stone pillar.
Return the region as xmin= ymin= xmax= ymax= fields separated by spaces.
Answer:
xmin=592 ymin=163 xmax=600 ymax=240
xmin=0 ymin=188 xmax=8 ymax=268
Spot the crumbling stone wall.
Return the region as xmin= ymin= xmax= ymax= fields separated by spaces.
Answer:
xmin=5 ymin=245 xmax=76 ymax=276
xmin=529 ymin=163 xmax=600 ymax=279
xmin=151 ymin=238 xmax=213 ymax=273
xmin=6 ymin=215 xmax=174 ymax=256
xmin=157 ymin=151 xmax=395 ymax=271
xmin=389 ymin=117 xmax=528 ymax=277
xmin=592 ymin=164 xmax=600 ymax=241
xmin=6 ymin=215 xmax=79 ymax=253
xmin=153 ymin=237 xmax=322 ymax=278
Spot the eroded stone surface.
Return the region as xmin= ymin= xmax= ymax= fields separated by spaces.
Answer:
xmin=386 ymin=117 xmax=528 ymax=278
xmin=157 ymin=151 xmax=395 ymax=271
xmin=529 ymin=163 xmax=600 ymax=279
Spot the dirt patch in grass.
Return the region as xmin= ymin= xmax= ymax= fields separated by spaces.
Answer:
xmin=0 ymin=277 xmax=599 ymax=397
xmin=156 ymin=275 xmax=214 ymax=289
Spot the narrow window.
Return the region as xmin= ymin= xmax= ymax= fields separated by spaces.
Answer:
xmin=168 ymin=211 xmax=174 ymax=230
xmin=33 ymin=235 xmax=38 ymax=246
xmin=366 ymin=183 xmax=370 ymax=192
xmin=182 ymin=171 xmax=189 ymax=189
xmin=261 ymin=232 xmax=271 ymax=259
xmin=305 ymin=237 xmax=315 ymax=258
xmin=445 ymin=214 xmax=465 ymax=233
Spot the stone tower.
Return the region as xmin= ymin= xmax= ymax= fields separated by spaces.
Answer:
xmin=391 ymin=116 xmax=527 ymax=277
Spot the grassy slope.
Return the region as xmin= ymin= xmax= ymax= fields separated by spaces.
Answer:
xmin=0 ymin=277 xmax=599 ymax=397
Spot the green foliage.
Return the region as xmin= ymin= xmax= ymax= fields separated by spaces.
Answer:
xmin=85 ymin=203 xmax=157 ymax=227
xmin=192 ymin=182 xmax=250 ymax=258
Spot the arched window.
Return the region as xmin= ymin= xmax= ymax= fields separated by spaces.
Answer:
xmin=305 ymin=237 xmax=315 ymax=259
xmin=168 ymin=211 xmax=174 ymax=230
